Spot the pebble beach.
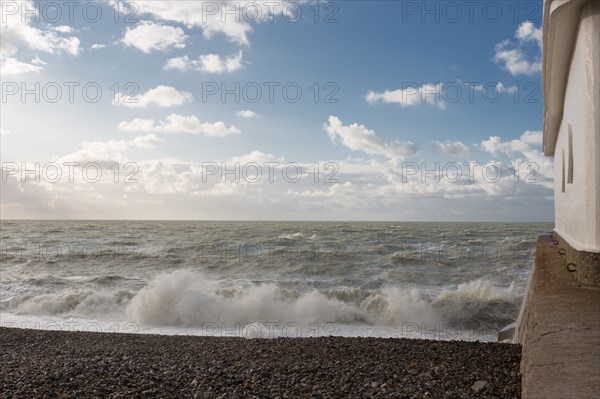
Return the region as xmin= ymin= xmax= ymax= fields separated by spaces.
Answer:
xmin=0 ymin=327 xmax=521 ymax=398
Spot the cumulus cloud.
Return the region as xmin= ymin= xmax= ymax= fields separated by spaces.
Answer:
xmin=520 ymin=130 xmax=543 ymax=145
xmin=1 ymin=0 xmax=80 ymax=74
xmin=164 ymin=55 xmax=190 ymax=71
xmin=31 ymin=55 xmax=46 ymax=65
xmin=118 ymin=114 xmax=241 ymax=137
xmin=365 ymin=83 xmax=446 ymax=109
xmin=111 ymin=1 xmax=258 ymax=46
xmin=114 ymin=85 xmax=193 ymax=108
xmin=480 ymin=130 xmax=552 ymax=182
xmin=131 ymin=134 xmax=164 ymax=148
xmin=324 ymin=116 xmax=419 ymax=159
xmin=494 ymin=21 xmax=542 ymax=76
xmin=467 ymin=81 xmax=519 ymax=94
xmin=91 ymin=44 xmax=106 ymax=50
xmin=236 ymin=110 xmax=258 ymax=118
xmin=164 ymin=51 xmax=244 ymax=73
xmin=433 ymin=141 xmax=471 ymax=157
xmin=516 ymin=21 xmax=542 ymax=47
xmin=52 ymin=26 xmax=75 ymax=34
xmin=481 ymin=131 xmax=542 ymax=156
xmin=229 ymin=150 xmax=283 ymax=164
xmin=494 ymin=43 xmax=541 ymax=76
xmin=122 ymin=21 xmax=187 ymax=53
xmin=113 ymin=1 xmax=315 ymax=46
xmin=57 ymin=134 xmax=163 ymax=163
xmin=494 ymin=82 xmax=518 ymax=94
xmin=125 ymin=1 xmax=251 ymax=45
xmin=201 ymin=51 xmax=243 ymax=73
xmin=3 ymin=135 xmax=554 ymax=220
xmin=0 ymin=57 xmax=44 ymax=74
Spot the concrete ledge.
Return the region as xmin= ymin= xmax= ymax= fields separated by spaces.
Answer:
xmin=553 ymin=231 xmax=600 ymax=287
xmin=516 ymin=233 xmax=600 ymax=398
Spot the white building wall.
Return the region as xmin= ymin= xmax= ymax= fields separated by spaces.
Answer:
xmin=554 ymin=2 xmax=600 ymax=253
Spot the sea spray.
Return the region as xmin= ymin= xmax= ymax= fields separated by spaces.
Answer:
xmin=124 ymin=270 xmax=519 ymax=330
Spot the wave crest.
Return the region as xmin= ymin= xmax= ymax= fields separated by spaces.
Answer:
xmin=125 ymin=270 xmax=520 ymax=330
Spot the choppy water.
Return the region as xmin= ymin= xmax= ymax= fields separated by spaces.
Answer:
xmin=0 ymin=221 xmax=551 ymax=340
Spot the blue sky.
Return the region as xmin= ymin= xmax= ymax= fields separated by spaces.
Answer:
xmin=0 ymin=0 xmax=554 ymax=221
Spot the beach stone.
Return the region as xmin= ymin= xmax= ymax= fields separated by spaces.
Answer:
xmin=471 ymin=380 xmax=488 ymax=392
xmin=0 ymin=327 xmax=520 ymax=398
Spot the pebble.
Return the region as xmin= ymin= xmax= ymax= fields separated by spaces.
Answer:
xmin=472 ymin=380 xmax=488 ymax=392
xmin=0 ymin=327 xmax=521 ymax=398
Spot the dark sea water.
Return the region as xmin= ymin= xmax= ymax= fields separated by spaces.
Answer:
xmin=0 ymin=221 xmax=552 ymax=340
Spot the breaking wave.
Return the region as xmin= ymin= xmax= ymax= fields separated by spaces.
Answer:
xmin=2 ymin=269 xmax=521 ymax=332
xmin=124 ymin=270 xmax=520 ymax=330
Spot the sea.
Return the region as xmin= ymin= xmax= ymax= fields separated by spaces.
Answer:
xmin=0 ymin=221 xmax=552 ymax=341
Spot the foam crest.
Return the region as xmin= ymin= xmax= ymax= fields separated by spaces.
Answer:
xmin=125 ymin=270 xmax=519 ymax=330
xmin=2 ymin=270 xmax=521 ymax=332
xmin=125 ymin=270 xmax=364 ymax=327
xmin=7 ymin=289 xmax=133 ymax=317
xmin=432 ymin=279 xmax=520 ymax=327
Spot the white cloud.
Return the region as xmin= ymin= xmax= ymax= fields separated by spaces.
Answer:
xmin=164 ymin=51 xmax=244 ymax=73
xmin=520 ymin=130 xmax=543 ymax=145
xmin=117 ymin=118 xmax=157 ymax=133
xmin=516 ymin=21 xmax=542 ymax=47
xmin=236 ymin=110 xmax=258 ymax=118
xmin=192 ymin=120 xmax=241 ymax=137
xmin=324 ymin=116 xmax=419 ymax=159
xmin=201 ymin=51 xmax=243 ymax=73
xmin=433 ymin=141 xmax=471 ymax=157
xmin=111 ymin=0 xmax=254 ymax=46
xmin=481 ymin=136 xmax=513 ymax=156
xmin=52 ymin=26 xmax=75 ymax=33
xmin=229 ymin=150 xmax=283 ymax=164
xmin=494 ymin=21 xmax=542 ymax=76
xmin=91 ymin=44 xmax=106 ymax=50
xmin=494 ymin=43 xmax=541 ymax=76
xmin=288 ymin=182 xmax=355 ymax=198
xmin=58 ymin=134 xmax=163 ymax=163
xmin=481 ymin=130 xmax=542 ymax=156
xmin=480 ymin=130 xmax=552 ymax=183
xmin=495 ymin=82 xmax=518 ymax=94
xmin=164 ymin=55 xmax=191 ymax=71
xmin=456 ymin=80 xmax=518 ymax=95
xmin=30 ymin=55 xmax=46 ymax=65
xmin=132 ymin=134 xmax=164 ymax=148
xmin=3 ymin=137 xmax=554 ymax=220
xmin=365 ymin=84 xmax=446 ymax=109
xmin=0 ymin=57 xmax=44 ymax=75
xmin=114 ymin=0 xmax=316 ymax=47
xmin=121 ymin=21 xmax=187 ymax=53
xmin=0 ymin=0 xmax=80 ymax=74
xmin=114 ymin=85 xmax=193 ymax=108
xmin=118 ymin=114 xmax=241 ymax=137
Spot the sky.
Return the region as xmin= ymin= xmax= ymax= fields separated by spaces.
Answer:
xmin=0 ymin=0 xmax=554 ymax=221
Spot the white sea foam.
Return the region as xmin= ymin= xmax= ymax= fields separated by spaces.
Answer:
xmin=123 ymin=270 xmax=519 ymax=331
xmin=276 ymin=232 xmax=317 ymax=240
xmin=3 ymin=288 xmax=133 ymax=317
xmin=1 ymin=269 xmax=521 ymax=337
xmin=125 ymin=270 xmax=363 ymax=327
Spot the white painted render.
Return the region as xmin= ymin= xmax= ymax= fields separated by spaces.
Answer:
xmin=544 ymin=0 xmax=600 ymax=253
